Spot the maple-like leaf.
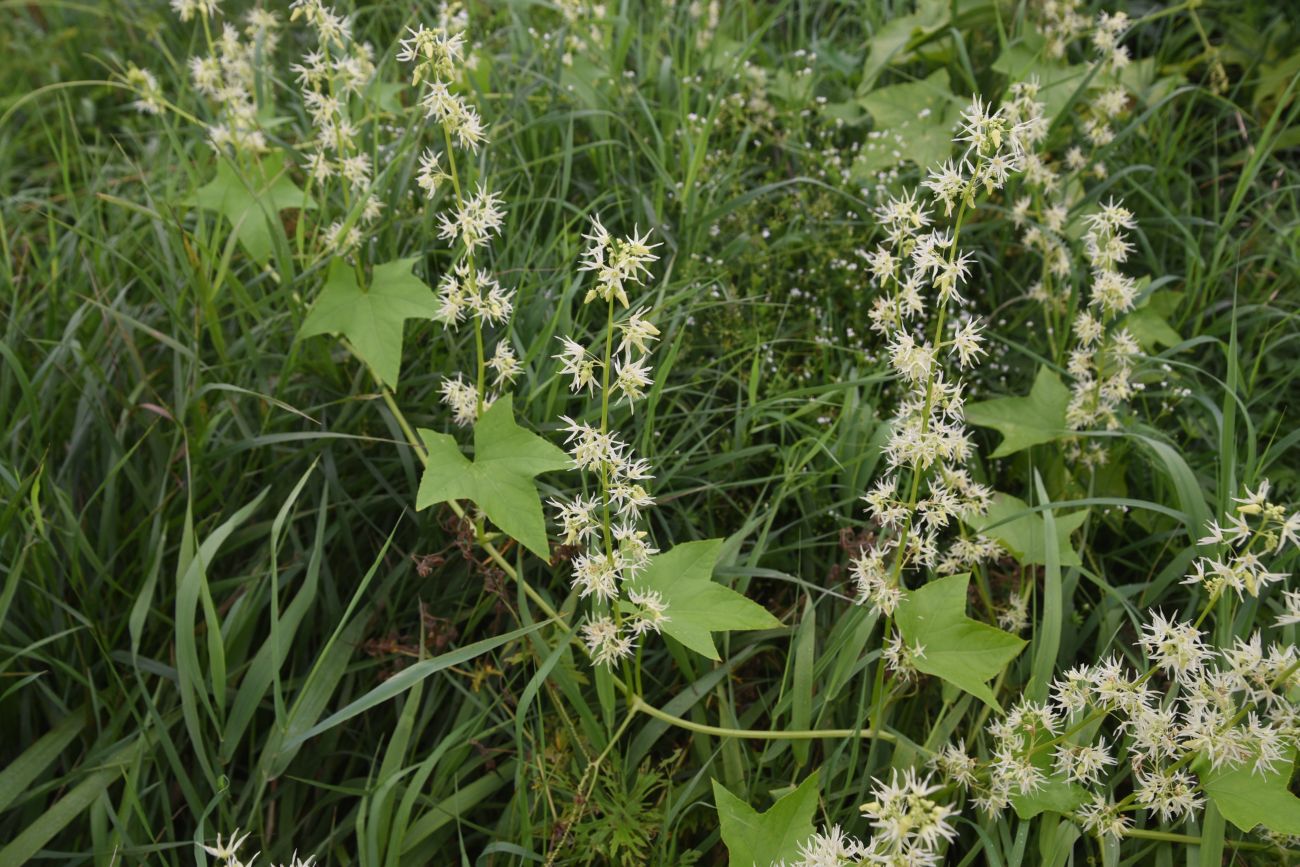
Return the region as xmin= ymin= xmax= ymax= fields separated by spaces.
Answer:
xmin=622 ymin=539 xmax=781 ymax=660
xmin=854 ymin=68 xmax=958 ymax=176
xmin=965 ymin=365 xmax=1071 ymax=458
xmin=859 ymin=0 xmax=949 ymax=89
xmin=714 ymin=772 xmax=820 ymax=867
xmin=895 ymin=573 xmax=1027 ymax=710
xmin=415 ymin=395 xmax=569 ymax=559
xmin=968 ymin=493 xmax=1088 ymax=568
xmin=299 ymin=257 xmax=438 ymax=388
xmin=190 ymin=152 xmax=313 ymax=263
xmin=992 ymin=35 xmax=1091 ymax=124
xmin=1201 ymin=751 xmax=1300 ymax=836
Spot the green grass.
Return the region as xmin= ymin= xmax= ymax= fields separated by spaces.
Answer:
xmin=2 ymin=0 xmax=1299 ymax=864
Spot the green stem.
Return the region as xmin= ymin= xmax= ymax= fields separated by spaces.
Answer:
xmin=628 ymin=696 xmax=900 ymax=744
xmin=474 ymin=315 xmax=486 ymax=416
xmin=440 ymin=125 xmax=482 ymax=414
xmin=1122 ymin=828 xmax=1282 ymax=852
xmin=598 ymin=294 xmax=617 ymax=560
xmin=865 ymin=612 xmax=894 ymax=771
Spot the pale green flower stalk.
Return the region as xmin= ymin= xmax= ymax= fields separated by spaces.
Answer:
xmin=852 ymin=95 xmax=1039 ymax=639
xmin=1008 ymin=6 xmax=1149 ymax=468
xmin=398 ymin=23 xmax=512 ymax=427
xmin=551 ymin=217 xmax=667 ymax=667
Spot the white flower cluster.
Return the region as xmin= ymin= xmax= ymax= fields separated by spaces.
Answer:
xmin=397 ymin=24 xmax=512 ymax=426
xmin=1011 ymin=80 xmax=1118 ymax=315
xmin=554 ymin=0 xmax=610 ymax=68
xmin=123 ymin=64 xmax=164 ymax=116
xmin=553 ymin=218 xmax=667 ymax=667
xmin=170 ymin=0 xmax=220 ymax=24
xmin=1006 ymin=13 xmax=1148 ymax=468
xmin=1185 ymin=480 xmax=1300 ymax=602
xmin=398 ymin=25 xmax=485 ymax=150
xmin=1063 ymin=198 xmax=1142 ymax=439
xmin=159 ymin=0 xmax=402 ymax=255
xmin=201 ymin=827 xmax=313 ymax=867
xmin=938 ymin=627 xmax=1298 ymax=840
xmin=775 ymin=771 xmax=957 ymax=867
xmin=927 ymin=482 xmax=1299 ymax=842
xmin=289 ymin=0 xmax=385 ymax=254
xmin=172 ymin=4 xmax=286 ymax=155
xmin=850 ymin=97 xmax=1042 ymax=621
xmin=1038 ymin=0 xmax=1131 ymax=73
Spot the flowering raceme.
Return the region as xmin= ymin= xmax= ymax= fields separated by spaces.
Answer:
xmin=848 ymin=94 xmax=1042 ymax=639
xmin=550 ymin=218 xmax=668 ymax=667
xmin=1008 ymin=6 xmax=1152 ymax=467
xmin=395 ymin=23 xmax=512 ymax=427
xmin=924 ymin=481 xmax=1300 ymax=842
xmin=201 ymin=827 xmax=314 ymax=867
xmin=777 ymin=771 xmax=958 ymax=867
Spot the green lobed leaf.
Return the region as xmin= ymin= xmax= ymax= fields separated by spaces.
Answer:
xmin=969 ymin=493 xmax=1088 ymax=568
xmin=1012 ymin=775 xmax=1088 ymax=820
xmin=1116 ymin=56 xmax=1186 ymax=107
xmin=190 ymin=152 xmax=313 ymax=263
xmin=855 ymin=68 xmax=958 ymax=176
xmin=623 ymin=539 xmax=781 ymax=661
xmin=415 ymin=395 xmax=569 ymax=559
xmin=1122 ymin=290 xmax=1183 ymax=351
xmin=859 ymin=0 xmax=949 ymax=90
xmin=965 ymin=365 xmax=1071 ymax=458
xmin=1202 ymin=752 xmax=1300 ymax=836
xmin=299 ymin=257 xmax=439 ymax=388
xmin=894 ymin=573 xmax=1026 ymax=709
xmin=714 ymin=771 xmax=820 ymax=867
xmin=992 ymin=35 xmax=1091 ymax=124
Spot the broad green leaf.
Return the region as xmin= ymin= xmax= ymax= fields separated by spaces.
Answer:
xmin=1012 ymin=776 xmax=1088 ymax=819
xmin=969 ymin=493 xmax=1088 ymax=568
xmin=369 ymin=79 xmax=406 ymax=114
xmin=855 ymin=69 xmax=958 ymax=176
xmin=821 ymin=101 xmax=866 ymax=126
xmin=714 ymin=771 xmax=819 ymax=867
xmin=769 ymin=67 xmax=816 ymax=105
xmin=299 ymin=257 xmax=438 ymax=388
xmin=992 ymin=36 xmax=1091 ymax=124
xmin=894 ymin=574 xmax=1026 ymax=709
xmin=415 ymin=395 xmax=569 ymax=559
xmin=559 ymin=56 xmax=611 ymax=139
xmin=623 ymin=539 xmax=781 ymax=661
xmin=1116 ymin=56 xmax=1185 ymax=106
xmin=859 ymin=0 xmax=949 ymax=90
xmin=1202 ymin=752 xmax=1300 ymax=836
xmin=965 ymin=365 xmax=1071 ymax=458
xmin=190 ymin=152 xmax=313 ymax=263
xmin=1122 ymin=290 xmax=1182 ymax=351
